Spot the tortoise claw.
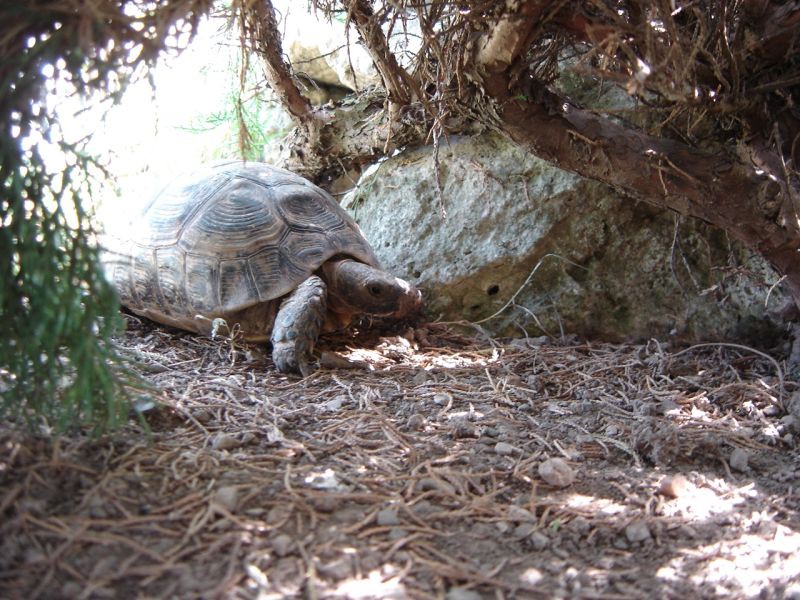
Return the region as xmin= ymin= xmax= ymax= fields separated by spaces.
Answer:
xmin=270 ymin=276 xmax=327 ymax=376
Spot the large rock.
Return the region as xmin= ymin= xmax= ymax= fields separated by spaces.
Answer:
xmin=343 ymin=133 xmax=786 ymax=342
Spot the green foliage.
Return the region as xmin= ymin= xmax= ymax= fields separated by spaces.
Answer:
xmin=0 ymin=145 xmax=132 ymax=432
xmin=177 ymin=37 xmax=291 ymax=161
xmin=0 ymin=0 xmax=211 ymax=433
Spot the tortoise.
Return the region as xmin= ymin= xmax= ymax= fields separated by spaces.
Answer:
xmin=103 ymin=161 xmax=423 ymax=375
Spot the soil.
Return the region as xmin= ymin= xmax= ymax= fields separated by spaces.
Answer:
xmin=1 ymin=314 xmax=799 ymax=599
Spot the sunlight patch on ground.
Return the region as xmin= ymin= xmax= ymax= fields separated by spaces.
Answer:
xmin=343 ymin=336 xmax=499 ymax=371
xmin=658 ymin=525 xmax=800 ymax=597
xmin=565 ymin=493 xmax=627 ymax=516
xmin=659 ymin=477 xmax=755 ymax=520
xmin=331 ymin=568 xmax=407 ymax=599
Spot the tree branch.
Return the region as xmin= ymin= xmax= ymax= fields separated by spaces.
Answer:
xmin=479 ymin=72 xmax=800 ymax=299
xmin=234 ymin=0 xmax=318 ymax=126
xmin=344 ymin=0 xmax=417 ymax=105
xmin=475 ymin=0 xmax=552 ymax=73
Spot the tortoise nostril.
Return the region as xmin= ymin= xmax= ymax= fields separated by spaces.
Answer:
xmin=370 ymin=285 xmax=382 ymax=296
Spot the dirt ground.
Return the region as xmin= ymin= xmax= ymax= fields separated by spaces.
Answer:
xmin=2 ymin=314 xmax=799 ymax=599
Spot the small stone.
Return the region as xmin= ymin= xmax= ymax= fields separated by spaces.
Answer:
xmin=495 ymin=521 xmax=511 ymax=533
xmin=785 ymin=581 xmax=800 ymax=600
xmin=376 ymin=508 xmax=401 ymax=526
xmin=658 ymin=474 xmax=690 ymax=498
xmin=266 ymin=505 xmax=292 ymax=524
xmin=388 ymin=528 xmax=408 ymax=541
xmin=406 ymin=414 xmax=425 ymax=431
xmin=311 ymin=496 xmax=338 ymax=513
xmin=62 ymin=581 xmax=82 ymax=597
xmin=446 ymin=587 xmax=483 ymax=600
xmin=513 ymin=522 xmax=535 ymax=538
xmin=317 ymin=556 xmax=353 ymax=581
xmin=494 ymin=442 xmax=516 ymax=456
xmin=193 ymin=409 xmax=212 ymax=423
xmin=271 ymin=533 xmax=294 ymax=557
xmin=452 ymin=419 xmax=478 ymax=438
xmin=323 ymin=395 xmax=346 ymax=412
xmin=507 ymin=505 xmax=535 ymax=522
xmin=506 ymin=374 xmax=524 ymax=387
xmin=730 ymin=448 xmax=750 ymax=472
xmin=433 ymin=393 xmax=450 ymax=406
xmin=213 ymin=486 xmax=239 ymax=512
xmin=211 ymin=433 xmax=241 ymax=450
xmin=529 ymin=531 xmax=549 ymax=550
xmin=87 ymin=495 xmax=108 ymax=518
xmin=412 ymin=370 xmax=430 ymax=385
xmin=789 ymin=392 xmax=800 ymax=419
xmin=624 ymin=520 xmax=651 ymax=543
xmin=417 ymin=478 xmax=456 ymax=495
xmin=538 ymin=457 xmax=575 ymax=487
xmin=781 ymin=415 xmax=798 ymax=433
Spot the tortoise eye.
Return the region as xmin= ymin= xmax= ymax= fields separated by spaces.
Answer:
xmin=369 ymin=285 xmax=382 ymax=296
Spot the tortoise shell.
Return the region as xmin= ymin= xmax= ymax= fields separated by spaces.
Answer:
xmin=103 ymin=161 xmax=380 ymax=341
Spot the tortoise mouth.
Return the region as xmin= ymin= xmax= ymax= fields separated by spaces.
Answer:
xmin=394 ymin=282 xmax=424 ymax=318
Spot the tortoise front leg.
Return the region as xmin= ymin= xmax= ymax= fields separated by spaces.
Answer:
xmin=270 ymin=276 xmax=327 ymax=376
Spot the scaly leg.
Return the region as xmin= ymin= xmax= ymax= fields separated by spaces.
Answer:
xmin=270 ymin=276 xmax=327 ymax=376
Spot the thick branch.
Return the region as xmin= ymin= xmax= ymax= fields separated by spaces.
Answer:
xmin=345 ymin=0 xmax=417 ymax=105
xmin=475 ymin=0 xmax=551 ymax=72
xmin=480 ymin=72 xmax=800 ymax=299
xmin=235 ymin=0 xmax=317 ymax=125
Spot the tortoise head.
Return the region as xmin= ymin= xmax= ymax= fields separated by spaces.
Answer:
xmin=321 ymin=259 xmax=423 ymax=320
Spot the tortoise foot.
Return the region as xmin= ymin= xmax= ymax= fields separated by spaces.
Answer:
xmin=271 ymin=276 xmax=327 ymax=376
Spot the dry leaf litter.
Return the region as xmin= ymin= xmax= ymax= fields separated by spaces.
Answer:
xmin=1 ymin=314 xmax=799 ymax=599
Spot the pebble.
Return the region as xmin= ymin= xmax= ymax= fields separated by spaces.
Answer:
xmin=412 ymin=370 xmax=430 ymax=385
xmin=453 ymin=420 xmax=478 ymax=438
xmin=417 ymin=477 xmax=456 ymax=495
xmin=781 ymin=415 xmax=798 ymax=433
xmin=507 ymin=505 xmax=535 ymax=522
xmin=271 ymin=533 xmax=294 ymax=557
xmin=311 ymin=496 xmax=339 ymax=513
xmin=193 ymin=409 xmax=212 ymax=423
xmin=658 ymin=474 xmax=690 ymax=498
xmin=376 ymin=508 xmax=401 ymax=526
xmin=211 ymin=433 xmax=240 ymax=451
xmin=538 ymin=457 xmax=576 ymax=487
xmin=266 ymin=505 xmax=292 ymax=524
xmin=624 ymin=520 xmax=651 ymax=543
xmin=316 ymin=557 xmax=353 ymax=581
xmin=87 ymin=495 xmax=108 ymax=518
xmin=213 ymin=486 xmax=239 ymax=512
xmin=514 ymin=522 xmax=535 ymax=538
xmin=406 ymin=414 xmax=425 ymax=431
xmin=433 ymin=393 xmax=450 ymax=406
xmin=323 ymin=395 xmax=346 ymax=412
xmin=494 ymin=442 xmax=516 ymax=456
xmin=388 ymin=527 xmax=408 ymax=541
xmin=730 ymin=448 xmax=750 ymax=472
xmin=785 ymin=582 xmax=800 ymax=600
xmin=62 ymin=582 xmax=82 ymax=597
xmin=446 ymin=586 xmax=483 ymax=600
xmin=530 ymin=531 xmax=549 ymax=550
xmin=789 ymin=392 xmax=800 ymax=419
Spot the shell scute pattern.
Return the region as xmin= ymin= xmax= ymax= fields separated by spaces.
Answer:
xmin=104 ymin=162 xmax=380 ymax=338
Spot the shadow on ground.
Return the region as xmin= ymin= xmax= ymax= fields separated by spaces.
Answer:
xmin=1 ymin=318 xmax=799 ymax=599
